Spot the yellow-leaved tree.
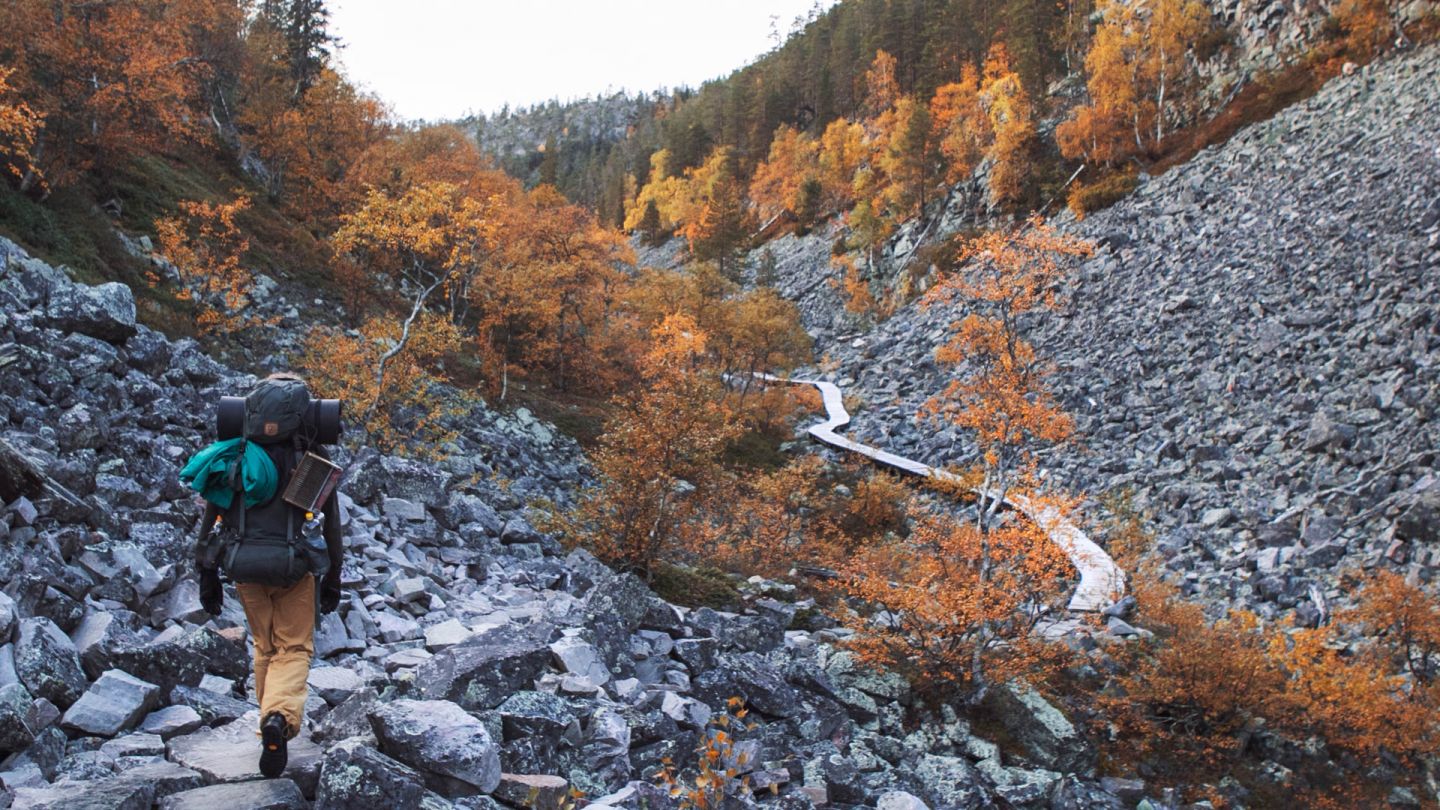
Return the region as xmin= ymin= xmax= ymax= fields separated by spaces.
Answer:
xmin=154 ymin=194 xmax=276 ymax=338
xmin=565 ymin=314 xmax=742 ymax=577
xmin=0 ymin=67 xmax=41 ymax=184
xmin=842 ymin=219 xmax=1094 ymax=703
xmin=1056 ymin=0 xmax=1211 ymax=165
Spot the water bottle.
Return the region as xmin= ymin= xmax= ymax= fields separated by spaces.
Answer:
xmin=303 ymin=511 xmax=325 ymax=538
xmin=303 ymin=511 xmax=330 ymax=576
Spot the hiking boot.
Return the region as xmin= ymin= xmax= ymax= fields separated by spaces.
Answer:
xmin=259 ymin=712 xmax=288 ymax=778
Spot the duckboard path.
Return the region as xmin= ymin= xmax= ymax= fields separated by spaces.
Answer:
xmin=750 ymin=373 xmax=1126 ymax=613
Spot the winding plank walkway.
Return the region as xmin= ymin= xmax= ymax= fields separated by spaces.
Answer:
xmin=754 ymin=373 xmax=1126 ymax=612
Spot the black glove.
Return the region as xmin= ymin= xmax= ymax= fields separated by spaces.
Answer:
xmin=199 ymin=568 xmax=223 ymax=616
xmin=319 ymin=571 xmax=342 ymax=614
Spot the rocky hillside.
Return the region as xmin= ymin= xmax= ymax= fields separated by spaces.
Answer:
xmin=0 ymin=237 xmax=1151 ymax=808
xmin=754 ymin=44 xmax=1440 ymax=625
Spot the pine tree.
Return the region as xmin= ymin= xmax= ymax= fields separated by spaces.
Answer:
xmin=539 ymin=135 xmax=559 ymax=187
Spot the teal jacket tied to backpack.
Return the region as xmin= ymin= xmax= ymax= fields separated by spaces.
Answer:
xmin=179 ymin=437 xmax=279 ymax=509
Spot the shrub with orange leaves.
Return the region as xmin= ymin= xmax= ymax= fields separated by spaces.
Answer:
xmin=297 ymin=313 xmax=464 ymax=458
xmin=154 ymin=194 xmax=277 ymax=338
xmin=1097 ymin=501 xmax=1440 ymax=803
xmin=563 ymin=315 xmax=742 ymax=577
xmin=0 ymin=67 xmax=41 ymax=186
xmin=1269 ymin=571 xmax=1440 ymax=768
xmin=1106 ymin=572 xmax=1286 ymax=766
xmin=841 ymin=503 xmax=1074 ymax=704
xmin=655 ymin=697 xmax=762 ymax=808
xmin=1334 ymin=0 xmax=1396 ymax=59
xmin=830 ymin=255 xmax=880 ymax=319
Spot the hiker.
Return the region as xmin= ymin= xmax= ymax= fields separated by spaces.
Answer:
xmin=182 ymin=373 xmax=344 ymax=778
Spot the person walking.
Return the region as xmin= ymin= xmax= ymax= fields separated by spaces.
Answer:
xmin=184 ymin=373 xmax=344 ymax=778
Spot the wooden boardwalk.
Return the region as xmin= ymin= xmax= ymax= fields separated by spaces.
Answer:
xmin=754 ymin=373 xmax=1125 ymax=612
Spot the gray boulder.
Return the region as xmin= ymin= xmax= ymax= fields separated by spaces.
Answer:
xmin=416 ymin=624 xmax=551 ymax=711
xmin=981 ymin=683 xmax=1094 ymax=774
xmin=45 ymin=281 xmax=137 ymax=344
xmin=914 ymin=754 xmax=989 ymax=809
xmin=61 ymin=669 xmax=159 ymax=737
xmin=166 ymin=711 xmax=322 ymax=795
xmin=0 ymin=682 xmax=35 ymax=751
xmin=14 ymin=618 xmax=87 ymax=708
xmin=314 ymin=737 xmax=453 ymax=810
xmin=369 ymin=699 xmax=502 ymax=796
xmin=139 ymin=705 xmax=204 ymax=739
xmin=10 ymin=778 xmax=154 ymax=809
xmin=0 ymin=590 xmax=17 ymax=643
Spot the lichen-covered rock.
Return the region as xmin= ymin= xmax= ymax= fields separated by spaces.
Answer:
xmin=14 ymin=617 xmax=86 ymax=708
xmin=369 ymin=699 xmax=502 ymax=796
xmin=314 ymin=737 xmax=453 ymax=810
xmin=159 ymin=779 xmax=305 ymax=810
xmin=0 ymin=681 xmax=36 ymax=751
xmin=44 ymin=281 xmax=137 ymax=343
xmin=981 ymin=683 xmax=1094 ymax=774
xmin=415 ymin=624 xmax=551 ymax=711
xmin=60 ymin=669 xmax=159 ymax=737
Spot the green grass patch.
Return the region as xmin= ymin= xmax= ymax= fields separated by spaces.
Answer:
xmin=650 ymin=561 xmax=744 ymax=610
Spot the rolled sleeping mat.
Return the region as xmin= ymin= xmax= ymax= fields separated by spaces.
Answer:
xmin=308 ymin=398 xmax=343 ymax=445
xmin=217 ymin=396 xmax=246 ymax=440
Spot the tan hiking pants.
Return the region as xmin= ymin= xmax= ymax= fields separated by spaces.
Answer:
xmin=235 ymin=575 xmax=315 ymax=738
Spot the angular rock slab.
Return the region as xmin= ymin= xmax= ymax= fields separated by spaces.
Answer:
xmin=61 ymin=669 xmax=159 ymax=737
xmin=416 ymin=624 xmax=551 ymax=711
xmin=11 ymin=776 xmax=155 ymax=810
xmin=166 ymin=711 xmax=321 ymax=797
xmin=14 ymin=618 xmax=86 ymax=708
xmin=494 ymin=773 xmax=569 ymax=810
xmin=140 ymin=705 xmax=205 ymax=739
xmin=981 ymin=683 xmax=1094 ymax=774
xmin=158 ymin=779 xmax=304 ymax=810
xmin=313 ymin=737 xmax=453 ymax=810
xmin=370 ymin=699 xmax=501 ymax=796
xmin=0 ymin=681 xmax=36 ymax=751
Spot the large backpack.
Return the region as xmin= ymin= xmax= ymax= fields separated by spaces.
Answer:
xmin=245 ymin=378 xmax=310 ymax=445
xmin=218 ymin=381 xmax=330 ymax=587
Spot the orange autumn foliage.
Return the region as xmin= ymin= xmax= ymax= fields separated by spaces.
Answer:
xmin=861 ymin=50 xmax=901 ymax=118
xmin=1056 ymin=0 xmax=1211 ymax=165
xmin=0 ymin=67 xmax=42 ymax=184
xmin=748 ymin=125 xmax=820 ymax=222
xmin=930 ymin=64 xmax=986 ymax=185
xmin=1271 ymin=571 xmax=1440 ymax=765
xmin=0 ymin=0 xmax=228 ymax=191
xmin=843 ymin=223 xmax=1093 ymax=704
xmin=299 ymin=313 xmax=464 ymax=458
xmin=566 ymin=315 xmax=743 ymax=577
xmin=920 ymin=219 xmax=1092 ymax=470
xmin=154 ymin=193 xmax=275 ymax=337
xmin=1100 ymin=504 xmax=1440 ymax=801
xmin=1107 ymin=572 xmax=1285 ymax=765
xmin=841 ymin=504 xmax=1074 ymax=703
xmin=979 ymin=44 xmax=1035 ymax=205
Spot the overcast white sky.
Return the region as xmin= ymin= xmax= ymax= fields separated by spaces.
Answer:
xmin=328 ymin=1 xmax=838 ymax=122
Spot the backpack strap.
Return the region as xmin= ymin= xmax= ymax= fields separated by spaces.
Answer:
xmin=233 ymin=438 xmax=248 ymax=537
